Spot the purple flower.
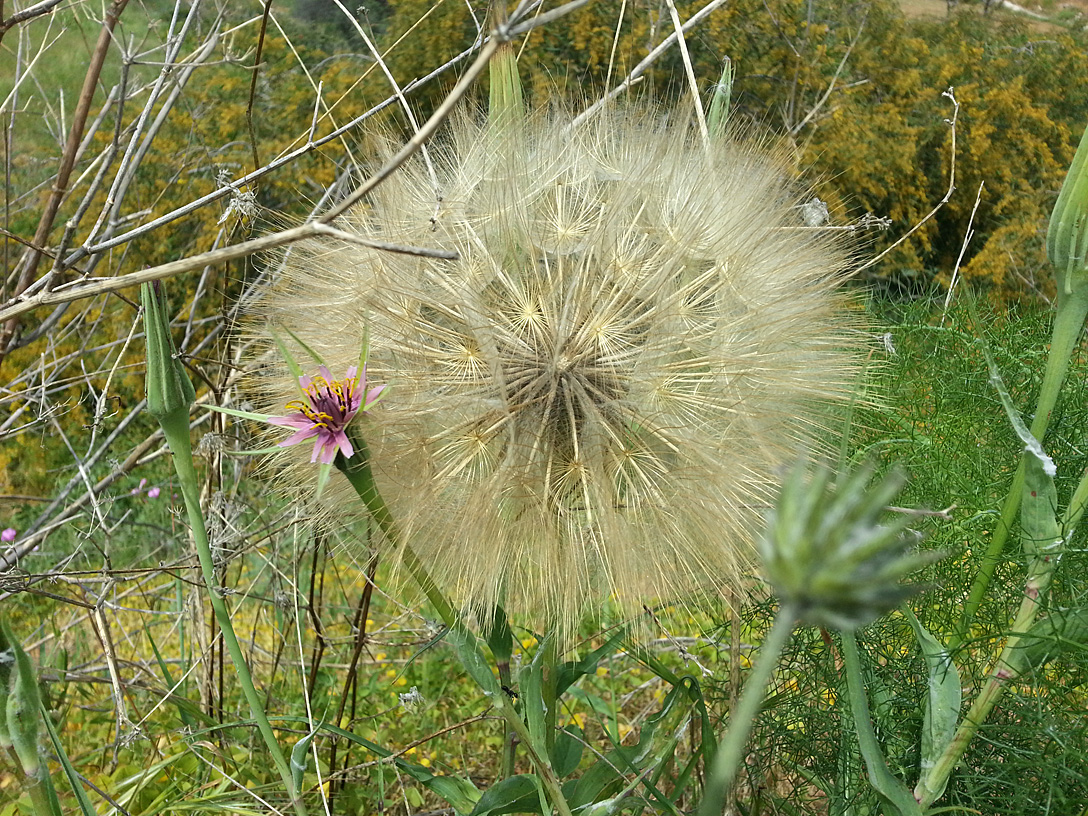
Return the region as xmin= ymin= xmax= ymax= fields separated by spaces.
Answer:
xmin=1 ymin=528 xmax=15 ymax=543
xmin=148 ymin=487 xmax=161 ymax=499
xmin=268 ymin=365 xmax=384 ymax=465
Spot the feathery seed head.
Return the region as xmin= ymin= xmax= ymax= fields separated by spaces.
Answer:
xmin=247 ymin=107 xmax=865 ymax=634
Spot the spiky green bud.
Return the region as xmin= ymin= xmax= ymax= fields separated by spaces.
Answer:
xmin=760 ymin=459 xmax=942 ymax=631
xmin=1046 ymin=122 xmax=1088 ymax=300
xmin=141 ymin=281 xmax=195 ymax=430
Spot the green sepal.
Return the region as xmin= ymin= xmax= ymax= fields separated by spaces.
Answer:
xmin=488 ymin=39 xmax=524 ymax=131
xmin=141 ymin=282 xmax=195 ymax=430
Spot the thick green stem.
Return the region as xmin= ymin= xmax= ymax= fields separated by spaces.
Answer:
xmin=920 ymin=571 xmax=1050 ymax=809
xmin=164 ymin=423 xmax=308 ymax=816
xmin=921 ymin=463 xmax=1087 ymax=808
xmin=953 ymin=290 xmax=1088 ymax=649
xmin=11 ymin=745 xmax=63 ymax=816
xmin=698 ymin=603 xmax=796 ymax=816
xmin=335 ymin=431 xmax=574 ymax=816
xmin=334 ymin=433 xmax=455 ymax=629
xmin=499 ymin=695 xmax=575 ymax=816
xmin=541 ymin=634 xmax=560 ymax=756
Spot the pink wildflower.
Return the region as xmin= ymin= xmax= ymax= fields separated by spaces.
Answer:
xmin=1 ymin=528 xmax=15 ymax=543
xmin=148 ymin=487 xmax=161 ymax=499
xmin=267 ymin=365 xmax=384 ymax=465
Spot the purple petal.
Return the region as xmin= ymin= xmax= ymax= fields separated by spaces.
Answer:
xmin=333 ymin=429 xmax=354 ymax=460
xmin=279 ymin=427 xmax=319 ymax=448
xmin=365 ymin=384 xmax=386 ymax=407
xmin=268 ymin=414 xmax=312 ymax=429
xmin=316 ymin=432 xmax=342 ymax=464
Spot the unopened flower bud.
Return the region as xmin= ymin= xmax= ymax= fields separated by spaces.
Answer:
xmin=760 ymin=458 xmax=941 ymax=631
xmin=141 ymin=281 xmax=195 ymax=428
xmin=1046 ymin=122 xmax=1088 ymax=300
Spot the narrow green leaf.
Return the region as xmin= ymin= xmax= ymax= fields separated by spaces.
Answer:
xmin=143 ymin=624 xmax=210 ymax=730
xmin=485 ymin=606 xmax=514 ymax=666
xmin=841 ymin=631 xmax=922 ymax=816
xmin=519 ymin=635 xmax=552 ymax=760
xmin=445 ymin=625 xmax=502 ymax=696
xmin=904 ymin=608 xmax=960 ymax=801
xmin=39 ymin=700 xmax=97 ymax=816
xmin=555 ymin=629 xmax=626 ymax=697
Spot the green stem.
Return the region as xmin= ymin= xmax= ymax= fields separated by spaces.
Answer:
xmin=920 ymin=463 xmax=1087 ymax=809
xmin=336 ymin=430 xmax=574 ymax=816
xmin=163 ymin=422 xmax=308 ymax=816
xmin=842 ymin=632 xmax=921 ymax=816
xmin=9 ymin=744 xmax=63 ymax=816
xmin=541 ymin=634 xmax=560 ymax=757
xmin=334 ymin=433 xmax=455 ymax=629
xmin=953 ymin=290 xmax=1088 ymax=650
xmin=919 ymin=569 xmax=1051 ymax=810
xmin=698 ymin=603 xmax=796 ymax=816
xmin=499 ymin=695 xmax=575 ymax=816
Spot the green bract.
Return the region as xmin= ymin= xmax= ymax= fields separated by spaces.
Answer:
xmin=1046 ymin=121 xmax=1088 ymax=300
xmin=760 ymin=459 xmax=941 ymax=631
xmin=141 ymin=281 xmax=195 ymax=427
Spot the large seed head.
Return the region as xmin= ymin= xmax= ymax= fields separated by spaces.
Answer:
xmin=248 ymin=107 xmax=864 ymax=634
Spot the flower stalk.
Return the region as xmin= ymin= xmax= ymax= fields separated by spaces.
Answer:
xmin=334 ymin=423 xmax=575 ymax=816
xmin=698 ymin=602 xmax=796 ymax=816
xmin=953 ymin=119 xmax=1088 ymax=648
xmin=919 ymin=462 xmax=1088 ymax=808
xmin=141 ymin=283 xmax=308 ymax=816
